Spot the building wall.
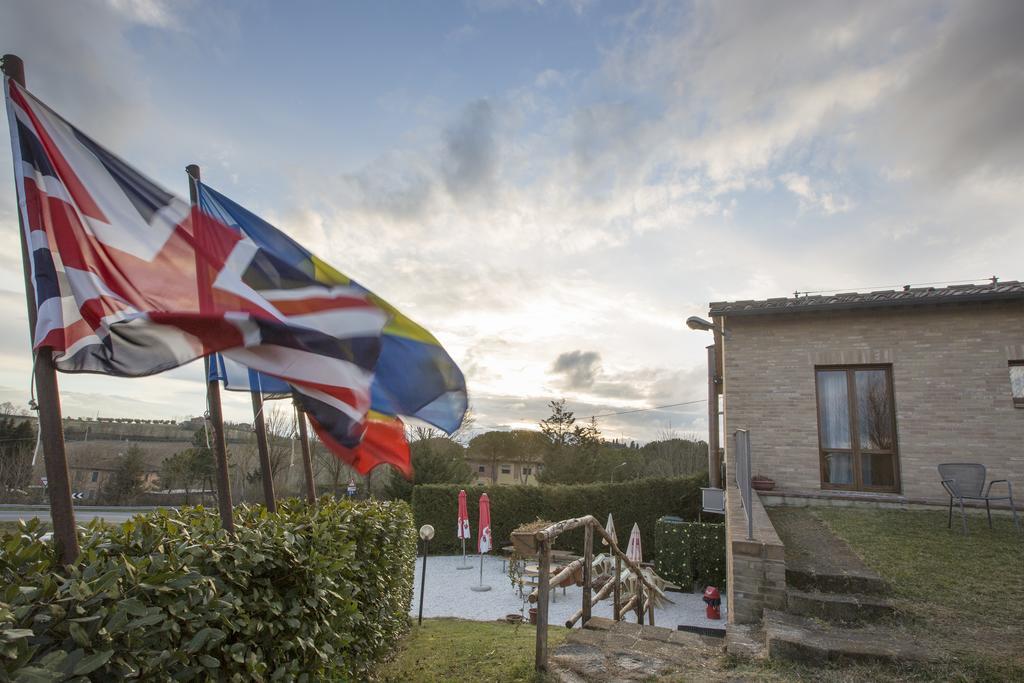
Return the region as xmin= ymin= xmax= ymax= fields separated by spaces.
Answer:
xmin=725 ymin=485 xmax=787 ymax=624
xmin=719 ymin=301 xmax=1024 ymax=501
xmin=466 ymin=459 xmax=542 ymax=486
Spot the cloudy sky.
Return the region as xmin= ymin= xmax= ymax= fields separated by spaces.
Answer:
xmin=0 ymin=0 xmax=1022 ymax=442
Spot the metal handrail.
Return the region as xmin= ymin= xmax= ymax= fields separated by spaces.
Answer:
xmin=734 ymin=429 xmax=753 ymax=540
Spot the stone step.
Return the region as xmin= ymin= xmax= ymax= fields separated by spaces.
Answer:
xmin=786 ymin=566 xmax=891 ymax=596
xmin=763 ymin=610 xmax=933 ymax=666
xmin=787 ymin=589 xmax=896 ymax=623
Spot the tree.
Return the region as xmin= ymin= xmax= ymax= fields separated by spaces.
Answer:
xmin=0 ymin=404 xmax=34 ymax=495
xmin=383 ymin=432 xmax=472 ymax=501
xmin=102 ymin=444 xmax=147 ymax=505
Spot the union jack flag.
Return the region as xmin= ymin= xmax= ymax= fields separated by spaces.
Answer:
xmin=4 ymin=77 xmax=388 ymax=455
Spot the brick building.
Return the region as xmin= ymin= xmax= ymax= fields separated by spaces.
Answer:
xmin=711 ymin=280 xmax=1024 ymax=502
xmin=705 ymin=280 xmax=1024 ymax=624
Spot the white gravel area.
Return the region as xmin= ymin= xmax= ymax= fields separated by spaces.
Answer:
xmin=410 ymin=554 xmax=727 ymax=630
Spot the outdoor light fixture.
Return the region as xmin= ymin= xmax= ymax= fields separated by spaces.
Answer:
xmin=686 ymin=315 xmax=715 ymax=331
xmin=418 ymin=524 xmax=435 ymax=625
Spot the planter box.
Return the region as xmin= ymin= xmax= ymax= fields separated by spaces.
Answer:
xmin=510 ymin=531 xmax=539 ymax=556
xmin=751 ymin=478 xmax=775 ymax=492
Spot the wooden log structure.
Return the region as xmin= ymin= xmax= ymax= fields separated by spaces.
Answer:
xmin=582 ymin=524 xmax=593 ymax=625
xmin=635 ymin=582 xmax=644 ymax=624
xmin=534 ymin=538 xmax=551 ymax=672
xmin=533 ymin=514 xmax=669 ymax=673
xmin=565 ymin=569 xmax=617 ymax=628
xmin=613 ymin=555 xmax=622 ymax=621
xmin=616 ymin=594 xmax=638 ymax=621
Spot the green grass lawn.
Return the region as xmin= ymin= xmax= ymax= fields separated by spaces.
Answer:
xmin=374 ymin=618 xmax=568 ymax=683
xmin=815 ymin=507 xmax=1024 ymax=681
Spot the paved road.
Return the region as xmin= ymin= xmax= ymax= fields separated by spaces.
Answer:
xmin=0 ymin=505 xmax=165 ymax=525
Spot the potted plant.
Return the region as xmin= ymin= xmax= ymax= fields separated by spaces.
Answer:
xmin=751 ymin=475 xmax=775 ymax=491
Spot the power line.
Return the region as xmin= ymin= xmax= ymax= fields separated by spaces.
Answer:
xmin=576 ymin=399 xmax=707 ymax=421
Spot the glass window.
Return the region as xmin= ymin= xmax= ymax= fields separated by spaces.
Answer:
xmin=477 ymin=465 xmax=486 ymax=473
xmin=1010 ymin=362 xmax=1024 ymax=408
xmin=815 ymin=366 xmax=899 ymax=492
xmin=856 ymin=369 xmax=894 ymax=450
xmin=500 ymin=465 xmax=511 ymax=474
xmin=523 ymin=467 xmax=532 ymax=476
xmin=816 ymin=371 xmax=851 ymax=449
xmin=91 ymin=471 xmax=98 ymax=482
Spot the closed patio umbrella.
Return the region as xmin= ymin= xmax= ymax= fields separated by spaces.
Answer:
xmin=456 ymin=489 xmax=472 ymax=569
xmin=602 ymin=512 xmax=617 ymax=547
xmin=626 ymin=522 xmax=643 ymax=564
xmin=471 ymin=493 xmax=492 ymax=591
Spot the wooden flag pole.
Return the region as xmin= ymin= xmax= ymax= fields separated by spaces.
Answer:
xmin=186 ymin=164 xmax=235 ymax=533
xmin=2 ymin=54 xmax=80 ymax=564
xmin=294 ymin=399 xmax=317 ymax=504
xmin=251 ymin=386 xmax=277 ymax=512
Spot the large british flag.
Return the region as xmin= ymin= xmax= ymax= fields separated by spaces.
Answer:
xmin=4 ymin=77 xmax=388 ymax=454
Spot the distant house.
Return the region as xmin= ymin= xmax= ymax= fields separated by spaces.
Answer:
xmin=709 ymin=280 xmax=1024 ymax=502
xmin=465 ymin=453 xmax=543 ymax=486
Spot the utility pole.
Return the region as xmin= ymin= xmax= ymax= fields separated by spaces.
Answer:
xmin=187 ymin=164 xmax=235 ymax=533
xmin=2 ymin=54 xmax=79 ymax=563
xmin=250 ymin=379 xmax=276 ymax=512
xmin=295 ymin=400 xmax=317 ymax=504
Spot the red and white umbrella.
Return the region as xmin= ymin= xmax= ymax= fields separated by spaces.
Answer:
xmin=457 ymin=489 xmax=471 ymax=540
xmin=602 ymin=512 xmax=616 ymax=547
xmin=626 ymin=522 xmax=643 ymax=563
xmin=456 ymin=489 xmax=473 ymax=569
xmin=477 ymin=493 xmax=492 ymax=553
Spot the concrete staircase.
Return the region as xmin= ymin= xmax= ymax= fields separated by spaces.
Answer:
xmin=745 ymin=508 xmax=935 ymax=666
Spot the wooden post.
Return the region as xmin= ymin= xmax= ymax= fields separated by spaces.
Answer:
xmin=635 ymin=581 xmax=644 ymax=624
xmin=707 ymin=344 xmax=721 ymax=488
xmin=187 ymin=164 xmax=234 ymax=534
xmin=251 ymin=386 xmax=276 ymax=512
xmin=535 ymin=538 xmax=551 ymax=672
xmin=295 ymin=401 xmax=316 ymax=503
xmin=582 ymin=522 xmax=593 ymax=625
xmin=3 ymin=54 xmax=79 ymax=564
xmin=613 ymin=555 xmax=622 ymax=621
xmin=648 ymin=598 xmax=655 ymax=626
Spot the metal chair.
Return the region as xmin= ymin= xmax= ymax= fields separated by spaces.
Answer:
xmin=938 ymin=463 xmax=1021 ymax=535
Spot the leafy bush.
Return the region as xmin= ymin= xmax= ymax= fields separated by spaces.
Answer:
xmin=411 ymin=475 xmax=705 ymax=560
xmin=0 ymin=497 xmax=416 ymax=681
xmin=654 ymin=519 xmax=726 ymax=591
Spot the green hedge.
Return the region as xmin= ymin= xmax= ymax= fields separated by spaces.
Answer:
xmin=653 ymin=519 xmax=726 ymax=592
xmin=0 ymin=497 xmax=416 ymax=681
xmin=411 ymin=475 xmax=705 ymax=560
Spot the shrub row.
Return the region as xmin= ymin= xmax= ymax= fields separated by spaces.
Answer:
xmin=0 ymin=497 xmax=416 ymax=681
xmin=411 ymin=475 xmax=705 ymax=560
xmin=653 ymin=519 xmax=726 ymax=591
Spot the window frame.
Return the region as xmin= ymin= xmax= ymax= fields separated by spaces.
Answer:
xmin=500 ymin=465 xmax=512 ymax=475
xmin=1010 ymin=361 xmax=1024 ymax=408
xmin=814 ymin=364 xmax=901 ymax=494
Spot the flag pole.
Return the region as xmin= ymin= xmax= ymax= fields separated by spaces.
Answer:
xmin=294 ymin=399 xmax=317 ymax=504
xmin=250 ymin=378 xmax=277 ymax=512
xmin=187 ymin=164 xmax=235 ymax=534
xmin=2 ymin=54 xmax=79 ymax=564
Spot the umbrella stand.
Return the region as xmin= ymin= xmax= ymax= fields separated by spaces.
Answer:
xmin=470 ymin=553 xmax=491 ymax=592
xmin=457 ymin=538 xmax=472 ymax=569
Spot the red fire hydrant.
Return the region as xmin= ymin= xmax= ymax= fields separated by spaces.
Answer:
xmin=703 ymin=586 xmax=721 ymax=620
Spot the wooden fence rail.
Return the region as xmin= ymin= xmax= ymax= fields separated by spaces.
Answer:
xmin=522 ymin=514 xmax=664 ymax=673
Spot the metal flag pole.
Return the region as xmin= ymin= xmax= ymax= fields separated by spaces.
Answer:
xmin=249 ymin=372 xmax=276 ymax=512
xmin=294 ymin=398 xmax=317 ymax=504
xmin=2 ymin=54 xmax=79 ymax=564
xmin=187 ymin=164 xmax=235 ymax=534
